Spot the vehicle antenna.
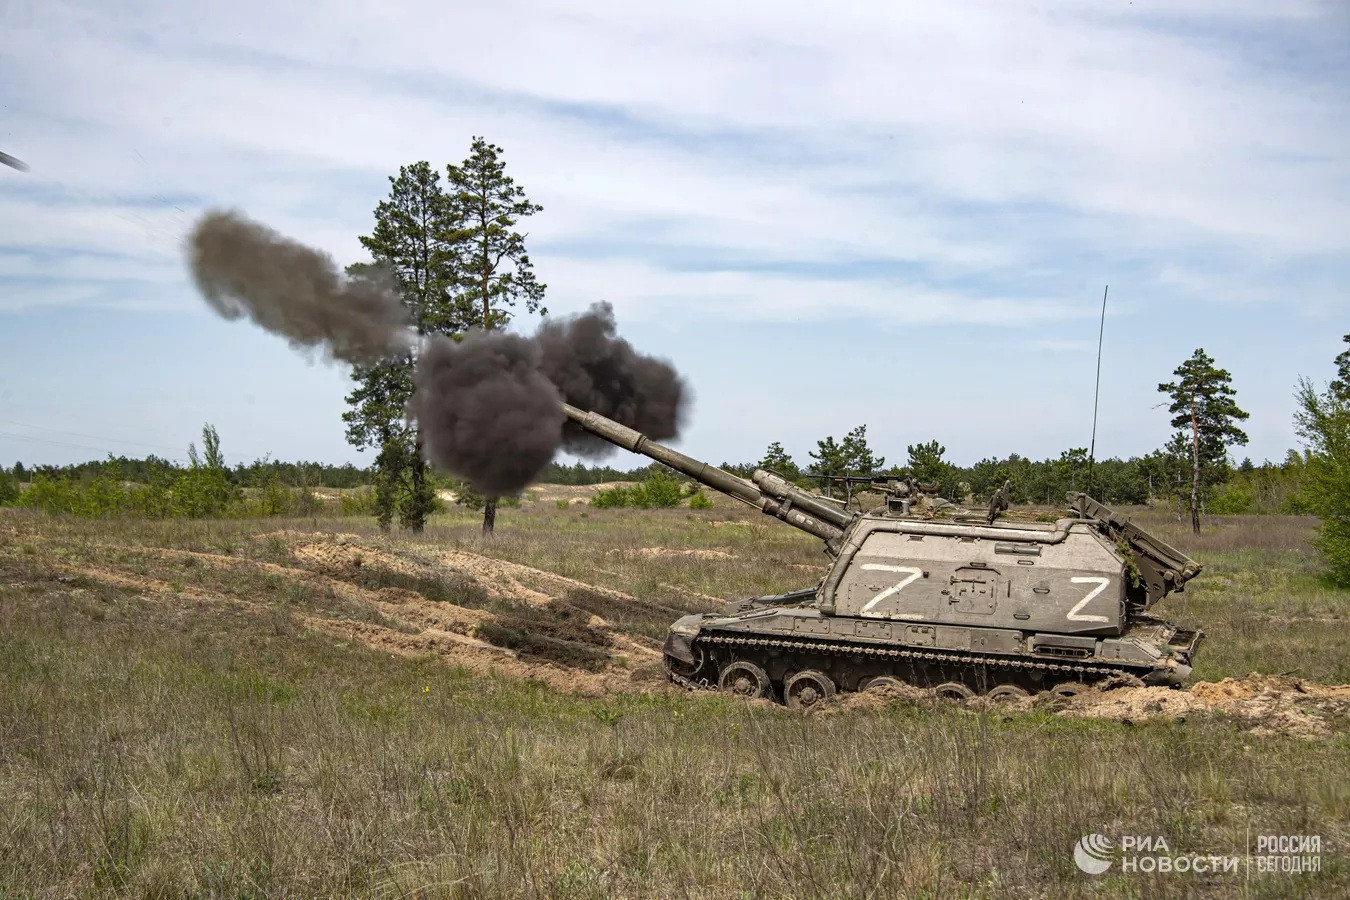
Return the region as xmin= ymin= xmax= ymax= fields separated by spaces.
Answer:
xmin=1087 ymin=285 xmax=1108 ymax=498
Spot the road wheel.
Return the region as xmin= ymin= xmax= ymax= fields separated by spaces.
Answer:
xmin=985 ymin=684 xmax=1030 ymax=703
xmin=665 ymin=644 xmax=707 ymax=680
xmin=784 ymin=670 xmax=836 ymax=710
xmin=934 ymin=681 xmax=976 ymax=702
xmin=1051 ymin=681 xmax=1092 ymax=699
xmin=718 ymin=661 xmax=771 ymax=699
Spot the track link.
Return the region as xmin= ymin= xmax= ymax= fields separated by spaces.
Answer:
xmin=668 ymin=631 xmax=1141 ymax=693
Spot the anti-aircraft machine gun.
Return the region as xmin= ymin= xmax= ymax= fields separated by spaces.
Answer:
xmin=563 ymin=404 xmax=1204 ymax=708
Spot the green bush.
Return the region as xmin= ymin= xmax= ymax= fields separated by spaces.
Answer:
xmin=590 ymin=470 xmax=684 ymax=509
xmin=555 ymin=499 xmax=570 ymax=510
xmin=1208 ymin=482 xmax=1254 ymax=515
xmin=454 ymin=482 xmax=485 ymax=511
xmin=688 ymin=490 xmax=713 ymax=510
xmin=0 ymin=471 xmax=17 ymax=505
xmin=340 ymin=488 xmax=379 ymax=516
xmin=590 ymin=485 xmax=634 ymax=509
xmin=18 ymin=476 xmax=88 ymax=515
xmin=637 ymin=469 xmax=682 ymax=508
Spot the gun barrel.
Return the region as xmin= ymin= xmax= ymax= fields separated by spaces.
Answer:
xmin=561 ymin=404 xmax=760 ymax=503
xmin=561 ymin=404 xmax=849 ymax=547
xmin=752 ymin=470 xmax=856 ymax=530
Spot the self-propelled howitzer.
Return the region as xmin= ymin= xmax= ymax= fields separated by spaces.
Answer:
xmin=562 ymin=404 xmax=1204 ymax=707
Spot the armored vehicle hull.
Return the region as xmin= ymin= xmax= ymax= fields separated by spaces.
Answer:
xmin=561 ymin=403 xmax=1203 ymax=707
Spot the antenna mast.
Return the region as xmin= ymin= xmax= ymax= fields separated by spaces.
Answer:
xmin=1087 ymin=285 xmax=1108 ymax=496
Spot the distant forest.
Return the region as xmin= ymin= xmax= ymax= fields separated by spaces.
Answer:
xmin=3 ymin=444 xmax=1310 ymax=517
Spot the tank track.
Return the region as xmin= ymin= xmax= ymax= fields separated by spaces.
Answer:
xmin=667 ymin=630 xmax=1142 ymax=695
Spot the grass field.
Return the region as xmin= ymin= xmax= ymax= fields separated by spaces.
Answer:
xmin=1 ymin=493 xmax=1346 ymax=898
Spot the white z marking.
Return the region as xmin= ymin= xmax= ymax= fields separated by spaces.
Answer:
xmin=1067 ymin=576 xmax=1111 ymax=623
xmin=859 ymin=564 xmax=924 ymax=618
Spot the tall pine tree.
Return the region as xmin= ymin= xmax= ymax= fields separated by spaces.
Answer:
xmin=343 ymin=162 xmax=462 ymax=533
xmin=1157 ymin=348 xmax=1249 ymax=533
xmin=446 ymin=138 xmax=548 ymax=534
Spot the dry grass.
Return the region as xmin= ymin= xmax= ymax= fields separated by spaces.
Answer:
xmin=1 ymin=500 xmax=1347 ymax=898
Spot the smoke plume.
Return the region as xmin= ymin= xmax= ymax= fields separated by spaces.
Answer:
xmin=188 ymin=210 xmax=411 ymax=364
xmin=412 ymin=305 xmax=687 ymax=494
xmin=415 ymin=333 xmax=565 ymax=496
xmin=536 ymin=302 xmax=686 ymax=456
xmin=184 ymin=210 xmax=688 ymax=496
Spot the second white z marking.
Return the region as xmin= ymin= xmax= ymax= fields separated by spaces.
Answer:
xmin=1067 ymin=576 xmax=1111 ymax=623
xmin=860 ymin=563 xmax=924 ymax=618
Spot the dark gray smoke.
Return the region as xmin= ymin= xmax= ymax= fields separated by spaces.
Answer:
xmin=415 ymin=333 xmax=565 ymax=496
xmin=536 ymin=302 xmax=686 ymax=456
xmin=413 ymin=305 xmax=687 ymax=493
xmin=188 ymin=210 xmax=411 ymax=365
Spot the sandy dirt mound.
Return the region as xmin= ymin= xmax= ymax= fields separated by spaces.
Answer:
xmin=658 ymin=582 xmax=725 ymax=605
xmin=609 ymin=547 xmax=736 ymax=560
xmin=1056 ymin=674 xmax=1350 ymax=738
xmin=56 ymin=535 xmax=665 ymax=697
xmin=290 ymin=538 xmax=428 ymax=578
xmin=275 ymin=535 xmax=664 ymax=665
xmin=814 ymin=673 xmax=1348 ymax=738
xmin=827 ymin=683 xmax=930 ymax=713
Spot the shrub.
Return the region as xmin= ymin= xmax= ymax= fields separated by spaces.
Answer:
xmin=18 ymin=476 xmax=86 ymax=515
xmin=454 ymin=482 xmax=486 ymax=511
xmin=590 ymin=470 xmax=685 ymax=509
xmin=1208 ymin=482 xmax=1254 ymax=515
xmin=340 ymin=488 xmax=379 ymax=516
xmin=637 ymin=469 xmax=683 ymax=508
xmin=555 ymin=499 xmax=570 ymax=510
xmin=590 ymin=485 xmax=634 ymax=509
xmin=688 ymin=490 xmax=713 ymax=510
xmin=294 ymin=487 xmax=321 ymax=517
xmin=0 ymin=471 xmax=17 ymax=505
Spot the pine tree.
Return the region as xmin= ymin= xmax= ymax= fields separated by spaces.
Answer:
xmin=906 ymin=440 xmax=950 ymax=489
xmin=1330 ymin=333 xmax=1350 ymax=401
xmin=1057 ymin=447 xmax=1089 ymax=494
xmin=1157 ymin=348 xmax=1250 ymax=533
xmin=344 ymin=162 xmax=462 ymax=533
xmin=757 ymin=441 xmax=800 ymax=481
xmin=446 ymin=137 xmax=547 ymax=534
xmin=809 ymin=435 xmax=847 ymax=496
xmin=841 ymin=425 xmax=885 ymax=476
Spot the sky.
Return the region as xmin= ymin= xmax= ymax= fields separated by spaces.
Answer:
xmin=1 ymin=0 xmax=1347 ymax=473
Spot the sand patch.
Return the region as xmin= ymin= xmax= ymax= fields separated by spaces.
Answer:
xmin=658 ymin=582 xmax=725 ymax=604
xmin=609 ymin=547 xmax=736 ymax=560
xmin=818 ymin=672 xmax=1349 ymax=739
xmin=1054 ymin=674 xmax=1350 ymax=738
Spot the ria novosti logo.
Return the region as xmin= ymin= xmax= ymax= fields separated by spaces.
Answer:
xmin=1074 ymin=834 xmax=1115 ymax=874
xmin=1074 ymin=832 xmax=1323 ymax=876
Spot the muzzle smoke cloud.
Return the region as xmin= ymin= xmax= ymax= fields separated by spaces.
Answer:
xmin=185 ymin=211 xmax=687 ymax=497
xmin=416 ymin=305 xmax=687 ymax=494
xmin=416 ymin=333 xmax=565 ymax=497
xmin=188 ymin=210 xmax=411 ymax=365
xmin=537 ymin=302 xmax=685 ymax=456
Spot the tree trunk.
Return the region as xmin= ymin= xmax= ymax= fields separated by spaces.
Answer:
xmin=1190 ymin=393 xmax=1201 ymax=534
xmin=409 ymin=451 xmax=427 ymax=535
xmin=482 ymin=496 xmax=497 ymax=535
